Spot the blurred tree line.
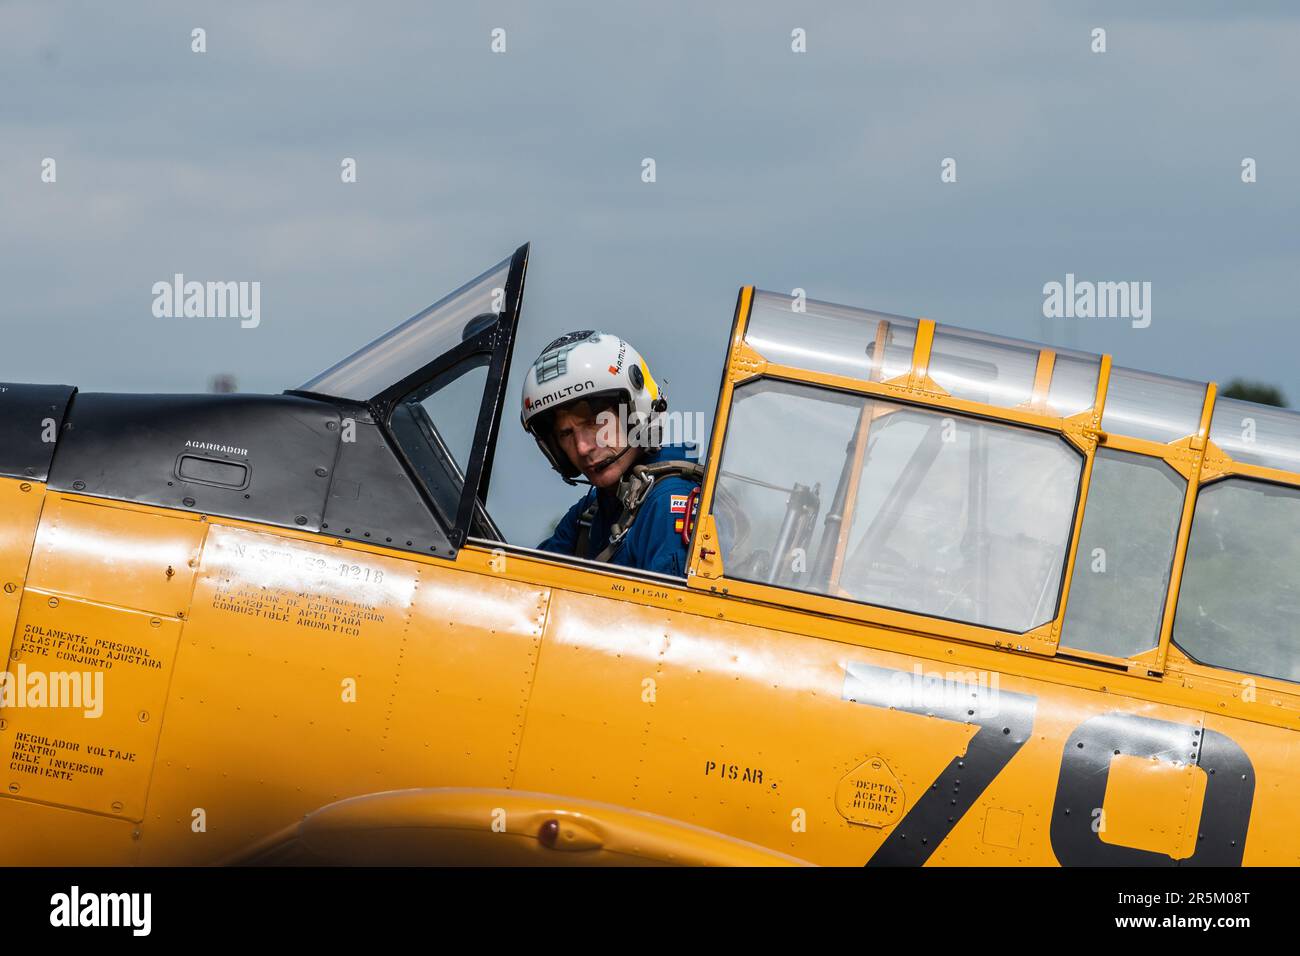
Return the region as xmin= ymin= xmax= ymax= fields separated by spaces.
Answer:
xmin=1221 ymin=379 xmax=1286 ymax=407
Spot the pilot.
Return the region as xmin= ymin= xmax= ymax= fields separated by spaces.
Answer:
xmin=521 ymin=330 xmax=704 ymax=577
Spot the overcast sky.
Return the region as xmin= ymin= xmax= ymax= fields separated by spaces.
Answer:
xmin=2 ymin=1 xmax=1297 ymax=544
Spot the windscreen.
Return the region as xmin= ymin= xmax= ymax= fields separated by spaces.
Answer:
xmin=299 ymin=256 xmax=512 ymax=402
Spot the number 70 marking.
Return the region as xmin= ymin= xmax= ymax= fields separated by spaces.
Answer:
xmin=842 ymin=662 xmax=1254 ymax=866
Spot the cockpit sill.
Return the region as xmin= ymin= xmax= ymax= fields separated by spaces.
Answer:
xmin=466 ymin=533 xmax=1138 ymax=675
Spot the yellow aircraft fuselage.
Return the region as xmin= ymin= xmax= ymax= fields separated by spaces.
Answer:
xmin=0 ymin=477 xmax=1291 ymax=866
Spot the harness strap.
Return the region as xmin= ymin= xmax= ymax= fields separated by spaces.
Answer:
xmin=574 ymin=495 xmax=599 ymax=559
xmin=591 ymin=460 xmax=706 ymax=563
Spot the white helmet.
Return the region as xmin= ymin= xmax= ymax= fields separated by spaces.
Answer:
xmin=520 ymin=330 xmax=666 ymax=482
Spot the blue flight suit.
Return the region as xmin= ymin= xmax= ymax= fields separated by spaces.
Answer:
xmin=537 ymin=443 xmax=702 ymax=577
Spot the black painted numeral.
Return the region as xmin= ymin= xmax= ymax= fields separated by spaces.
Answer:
xmin=843 ymin=662 xmax=1037 ymax=866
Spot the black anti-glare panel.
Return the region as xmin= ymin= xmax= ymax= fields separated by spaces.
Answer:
xmin=0 ymin=383 xmax=76 ymax=481
xmin=48 ymin=392 xmax=340 ymax=532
